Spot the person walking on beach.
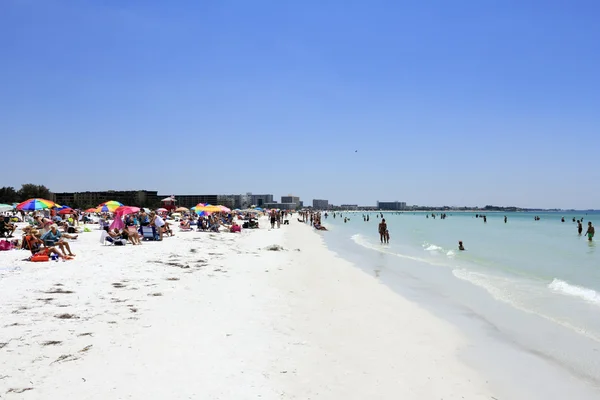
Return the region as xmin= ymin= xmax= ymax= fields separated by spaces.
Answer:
xmin=378 ymin=218 xmax=388 ymax=244
xmin=578 ymin=220 xmax=583 ymax=235
xmin=585 ymin=222 xmax=594 ymax=241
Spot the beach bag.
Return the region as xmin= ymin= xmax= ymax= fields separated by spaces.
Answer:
xmin=0 ymin=240 xmax=13 ymax=251
xmin=31 ymin=253 xmax=49 ymax=262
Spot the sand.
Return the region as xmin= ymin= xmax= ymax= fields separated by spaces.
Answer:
xmin=0 ymin=218 xmax=493 ymax=399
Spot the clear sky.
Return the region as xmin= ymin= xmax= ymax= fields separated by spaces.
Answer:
xmin=1 ymin=0 xmax=598 ymax=209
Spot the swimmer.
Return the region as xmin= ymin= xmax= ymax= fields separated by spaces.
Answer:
xmin=458 ymin=241 xmax=465 ymax=251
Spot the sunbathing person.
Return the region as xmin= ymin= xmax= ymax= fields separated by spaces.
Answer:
xmin=180 ymin=219 xmax=191 ymax=230
xmin=41 ymin=225 xmax=76 ymax=256
xmin=314 ymin=223 xmax=328 ymax=231
xmin=163 ymin=221 xmax=175 ymax=237
xmin=25 ymin=235 xmax=71 ymax=260
xmin=125 ymin=226 xmax=142 ymax=245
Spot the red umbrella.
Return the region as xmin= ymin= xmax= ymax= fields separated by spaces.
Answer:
xmin=85 ymin=208 xmax=96 ymax=213
xmin=58 ymin=208 xmax=74 ymax=215
xmin=115 ymin=206 xmax=140 ymax=215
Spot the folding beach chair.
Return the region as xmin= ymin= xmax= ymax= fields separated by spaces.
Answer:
xmin=140 ymin=226 xmax=158 ymax=241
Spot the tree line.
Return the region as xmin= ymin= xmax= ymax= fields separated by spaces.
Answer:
xmin=0 ymin=184 xmax=52 ymax=205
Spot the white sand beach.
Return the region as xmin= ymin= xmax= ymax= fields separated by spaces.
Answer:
xmin=0 ymin=218 xmax=493 ymax=399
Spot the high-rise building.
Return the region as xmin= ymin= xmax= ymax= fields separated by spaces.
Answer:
xmin=377 ymin=201 xmax=407 ymax=210
xmin=312 ymin=199 xmax=329 ymax=209
xmin=251 ymin=194 xmax=274 ymax=207
xmin=281 ymin=195 xmax=300 ymax=205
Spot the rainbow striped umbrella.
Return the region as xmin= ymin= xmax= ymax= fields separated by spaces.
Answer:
xmin=16 ymin=198 xmax=56 ymax=211
xmin=95 ymin=200 xmax=123 ymax=212
xmin=195 ymin=205 xmax=222 ymax=213
xmin=99 ymin=200 xmax=123 ymax=208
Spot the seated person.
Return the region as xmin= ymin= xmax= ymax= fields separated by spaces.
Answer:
xmin=0 ymin=218 xmax=9 ymax=237
xmin=42 ymin=225 xmax=76 ymax=256
xmin=230 ymin=221 xmax=241 ymax=233
xmin=104 ymin=228 xmax=128 ymax=245
xmin=25 ymin=234 xmax=71 ymax=260
xmin=162 ymin=221 xmax=175 ymax=236
xmin=125 ymin=226 xmax=142 ymax=245
xmin=58 ymin=221 xmax=80 ymax=235
xmin=180 ymin=219 xmax=191 ymax=230
xmin=314 ymin=223 xmax=328 ymax=231
xmin=458 ymin=241 xmax=465 ymax=251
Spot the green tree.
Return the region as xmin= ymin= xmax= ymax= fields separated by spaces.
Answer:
xmin=0 ymin=186 xmax=19 ymax=204
xmin=18 ymin=184 xmax=52 ymax=202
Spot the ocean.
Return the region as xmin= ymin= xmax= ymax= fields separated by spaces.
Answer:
xmin=318 ymin=210 xmax=600 ymax=395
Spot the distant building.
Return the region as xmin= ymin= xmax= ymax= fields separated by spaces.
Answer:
xmin=168 ymin=194 xmax=219 ymax=208
xmin=312 ymin=199 xmax=329 ymax=209
xmin=340 ymin=204 xmax=358 ymax=210
xmin=263 ymin=202 xmax=297 ymax=210
xmin=53 ymin=190 xmax=159 ymax=209
xmin=251 ymin=194 xmax=274 ymax=207
xmin=281 ymin=195 xmax=300 ymax=204
xmin=281 ymin=195 xmax=301 ymax=209
xmin=377 ymin=201 xmax=407 ymax=210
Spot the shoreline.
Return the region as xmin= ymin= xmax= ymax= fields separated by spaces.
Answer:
xmin=1 ymin=218 xmax=493 ymax=398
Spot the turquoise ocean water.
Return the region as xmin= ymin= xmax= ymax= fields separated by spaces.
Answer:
xmin=318 ymin=210 xmax=600 ymax=387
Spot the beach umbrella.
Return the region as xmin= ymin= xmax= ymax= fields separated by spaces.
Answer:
xmin=196 ymin=205 xmax=222 ymax=213
xmin=219 ymin=206 xmax=231 ymax=213
xmin=96 ymin=201 xmax=122 ymax=212
xmin=85 ymin=208 xmax=96 ymax=213
xmin=176 ymin=207 xmax=189 ymax=212
xmin=0 ymin=204 xmax=13 ymax=212
xmin=194 ymin=203 xmax=206 ymax=209
xmin=58 ymin=208 xmax=74 ymax=215
xmin=254 ymin=207 xmax=263 ymax=211
xmin=16 ymin=198 xmax=56 ymax=211
xmin=114 ymin=206 xmax=140 ymax=215
xmin=156 ymin=208 xmax=168 ymax=213
xmin=99 ymin=200 xmax=123 ymax=207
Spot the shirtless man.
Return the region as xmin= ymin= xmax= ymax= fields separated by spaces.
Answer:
xmin=585 ymin=222 xmax=595 ymax=241
xmin=378 ymin=218 xmax=388 ymax=244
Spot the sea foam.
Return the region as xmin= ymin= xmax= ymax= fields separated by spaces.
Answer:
xmin=548 ymin=279 xmax=600 ymax=306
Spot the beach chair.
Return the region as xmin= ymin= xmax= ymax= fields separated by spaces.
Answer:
xmin=140 ymin=226 xmax=158 ymax=241
xmin=100 ymin=230 xmax=113 ymax=246
xmin=100 ymin=231 xmax=126 ymax=246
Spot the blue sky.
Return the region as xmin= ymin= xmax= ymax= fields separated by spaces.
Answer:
xmin=1 ymin=0 xmax=598 ymax=208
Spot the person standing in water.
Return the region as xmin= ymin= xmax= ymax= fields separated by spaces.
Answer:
xmin=585 ymin=222 xmax=594 ymax=241
xmin=577 ymin=220 xmax=583 ymax=235
xmin=504 ymin=215 xmax=507 ymax=223
xmin=378 ymin=218 xmax=388 ymax=243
